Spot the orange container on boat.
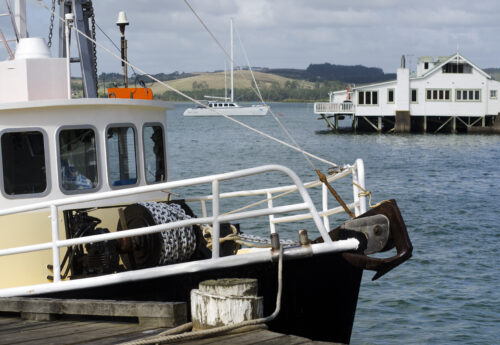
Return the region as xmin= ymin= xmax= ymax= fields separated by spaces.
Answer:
xmin=108 ymin=87 xmax=153 ymax=100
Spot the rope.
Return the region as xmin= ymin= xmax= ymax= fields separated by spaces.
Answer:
xmin=201 ymin=225 xmax=298 ymax=250
xmin=32 ymin=0 xmax=339 ymax=169
xmin=233 ymin=24 xmax=319 ymax=170
xmin=31 ymin=0 xmax=337 ymax=166
xmin=352 ymin=181 xmax=390 ymax=209
xmin=119 ymin=245 xmax=284 ymax=345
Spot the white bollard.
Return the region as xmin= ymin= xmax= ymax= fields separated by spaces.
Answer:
xmin=190 ymin=278 xmax=263 ymax=330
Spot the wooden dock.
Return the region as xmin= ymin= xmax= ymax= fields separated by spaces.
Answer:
xmin=0 ymin=298 xmax=341 ymax=345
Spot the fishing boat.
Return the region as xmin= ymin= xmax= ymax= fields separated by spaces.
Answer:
xmin=0 ymin=2 xmax=411 ymax=344
xmin=183 ymin=19 xmax=268 ymax=116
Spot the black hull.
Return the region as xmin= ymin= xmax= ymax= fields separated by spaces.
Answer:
xmin=42 ymin=251 xmax=363 ymax=344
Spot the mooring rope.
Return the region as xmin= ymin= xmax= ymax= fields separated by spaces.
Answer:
xmin=119 ymin=245 xmax=284 ymax=345
xmin=185 ymin=0 xmax=321 ymax=170
xmin=34 ymin=0 xmax=338 ymax=168
xmin=352 ymin=181 xmax=390 ymax=209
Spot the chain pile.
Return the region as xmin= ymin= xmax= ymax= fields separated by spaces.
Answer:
xmin=138 ymin=202 xmax=197 ymax=265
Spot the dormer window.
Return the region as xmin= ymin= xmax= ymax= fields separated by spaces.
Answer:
xmin=424 ymin=62 xmax=429 ymax=70
xmin=442 ymin=62 xmax=472 ymax=74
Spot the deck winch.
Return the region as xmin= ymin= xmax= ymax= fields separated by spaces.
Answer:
xmin=61 ymin=201 xmax=242 ymax=279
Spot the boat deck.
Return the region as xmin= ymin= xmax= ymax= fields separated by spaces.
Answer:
xmin=0 ymin=297 xmax=341 ymax=345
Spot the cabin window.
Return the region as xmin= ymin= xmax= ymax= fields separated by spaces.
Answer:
xmin=59 ymin=128 xmax=98 ymax=192
xmin=455 ymin=89 xmax=481 ymax=102
xmin=358 ymin=91 xmax=378 ymax=105
xmin=387 ymin=89 xmax=394 ymax=103
xmin=1 ymin=131 xmax=47 ymax=196
xmin=490 ymin=90 xmax=497 ymax=99
xmin=411 ymin=89 xmax=418 ymax=103
xmin=426 ymin=88 xmax=451 ymax=101
xmin=107 ymin=126 xmax=137 ymax=187
xmin=143 ymin=125 xmax=166 ymax=184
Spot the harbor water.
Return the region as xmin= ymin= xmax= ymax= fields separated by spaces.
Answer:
xmin=166 ymin=102 xmax=499 ymax=345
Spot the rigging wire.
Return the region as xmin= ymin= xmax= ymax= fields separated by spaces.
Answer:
xmin=233 ymin=23 xmax=317 ymax=170
xmin=32 ymin=0 xmax=338 ymax=168
xmin=184 ymin=0 xmax=323 ymax=170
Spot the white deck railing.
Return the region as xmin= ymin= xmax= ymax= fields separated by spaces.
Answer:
xmin=314 ymin=102 xmax=355 ymax=114
xmin=0 ymin=161 xmax=366 ymax=296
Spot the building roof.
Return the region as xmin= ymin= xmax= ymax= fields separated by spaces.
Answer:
xmin=333 ymin=53 xmax=491 ymax=95
xmin=416 ymin=53 xmax=491 ymax=79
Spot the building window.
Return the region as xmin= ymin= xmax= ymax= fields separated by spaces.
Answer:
xmin=358 ymin=92 xmax=364 ymax=105
xmin=490 ymin=90 xmax=497 ymax=99
xmin=143 ymin=125 xmax=166 ymax=184
xmin=426 ymin=88 xmax=451 ymax=101
xmin=358 ymin=90 xmax=378 ymax=105
xmin=411 ymin=89 xmax=418 ymax=103
xmin=456 ymin=89 xmax=481 ymax=102
xmin=442 ymin=63 xmax=472 ymax=74
xmin=424 ymin=62 xmax=429 ymax=70
xmin=59 ymin=128 xmax=98 ymax=192
xmin=387 ymin=89 xmax=395 ymax=103
xmin=1 ymin=131 xmax=47 ymax=196
xmin=107 ymin=126 xmax=137 ymax=188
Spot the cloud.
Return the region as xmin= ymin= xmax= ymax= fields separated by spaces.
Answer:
xmin=6 ymin=0 xmax=500 ymax=75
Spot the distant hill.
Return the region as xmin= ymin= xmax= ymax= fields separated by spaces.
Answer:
xmin=99 ymin=71 xmax=195 ymax=85
xmin=94 ymin=62 xmax=401 ymax=101
xmin=262 ymin=63 xmax=396 ymax=84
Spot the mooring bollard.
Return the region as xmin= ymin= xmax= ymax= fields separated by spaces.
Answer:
xmin=190 ymin=278 xmax=263 ymax=330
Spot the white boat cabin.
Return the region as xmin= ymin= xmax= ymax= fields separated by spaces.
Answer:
xmin=207 ymin=101 xmax=238 ymax=108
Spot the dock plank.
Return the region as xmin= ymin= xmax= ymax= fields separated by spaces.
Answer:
xmin=0 ymin=320 xmax=133 ymax=345
xmin=0 ymin=315 xmax=340 ymax=345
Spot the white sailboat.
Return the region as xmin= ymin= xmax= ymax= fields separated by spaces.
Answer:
xmin=183 ymin=19 xmax=268 ymax=116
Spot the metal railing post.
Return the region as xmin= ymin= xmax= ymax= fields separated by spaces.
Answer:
xmin=352 ymin=159 xmax=367 ymax=216
xmin=50 ymin=205 xmax=61 ymax=283
xmin=322 ymin=183 xmax=330 ymax=230
xmin=211 ymin=180 xmax=220 ymax=258
xmin=200 ymin=200 xmax=207 ymax=218
xmin=267 ymin=191 xmax=276 ymax=234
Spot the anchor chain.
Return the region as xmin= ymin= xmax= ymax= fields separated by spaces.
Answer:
xmin=89 ymin=1 xmax=98 ymax=94
xmin=47 ymin=0 xmax=56 ymax=48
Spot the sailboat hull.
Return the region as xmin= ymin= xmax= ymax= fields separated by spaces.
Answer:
xmin=183 ymin=105 xmax=269 ymax=116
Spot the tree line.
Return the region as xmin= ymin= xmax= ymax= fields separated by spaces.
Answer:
xmin=156 ymin=80 xmax=346 ymax=102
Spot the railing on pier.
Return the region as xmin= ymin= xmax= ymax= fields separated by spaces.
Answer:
xmin=314 ymin=102 xmax=355 ymax=115
xmin=0 ymin=161 xmax=366 ymax=297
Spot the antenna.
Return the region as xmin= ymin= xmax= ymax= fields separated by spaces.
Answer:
xmin=405 ymin=54 xmax=414 ymax=74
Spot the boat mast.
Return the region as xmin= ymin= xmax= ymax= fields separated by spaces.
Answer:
xmin=224 ymin=60 xmax=227 ymax=100
xmin=230 ymin=18 xmax=233 ymax=103
xmin=58 ymin=0 xmax=98 ymax=98
xmin=14 ymin=0 xmax=27 ymax=39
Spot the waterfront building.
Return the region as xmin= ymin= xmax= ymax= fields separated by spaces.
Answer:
xmin=314 ymin=53 xmax=500 ymax=133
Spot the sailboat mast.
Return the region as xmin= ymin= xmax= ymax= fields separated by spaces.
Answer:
xmin=230 ymin=18 xmax=234 ymax=103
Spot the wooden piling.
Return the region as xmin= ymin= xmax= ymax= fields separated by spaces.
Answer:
xmin=395 ymin=111 xmax=411 ymax=133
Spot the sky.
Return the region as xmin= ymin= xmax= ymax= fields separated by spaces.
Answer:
xmin=10 ymin=0 xmax=500 ymax=75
